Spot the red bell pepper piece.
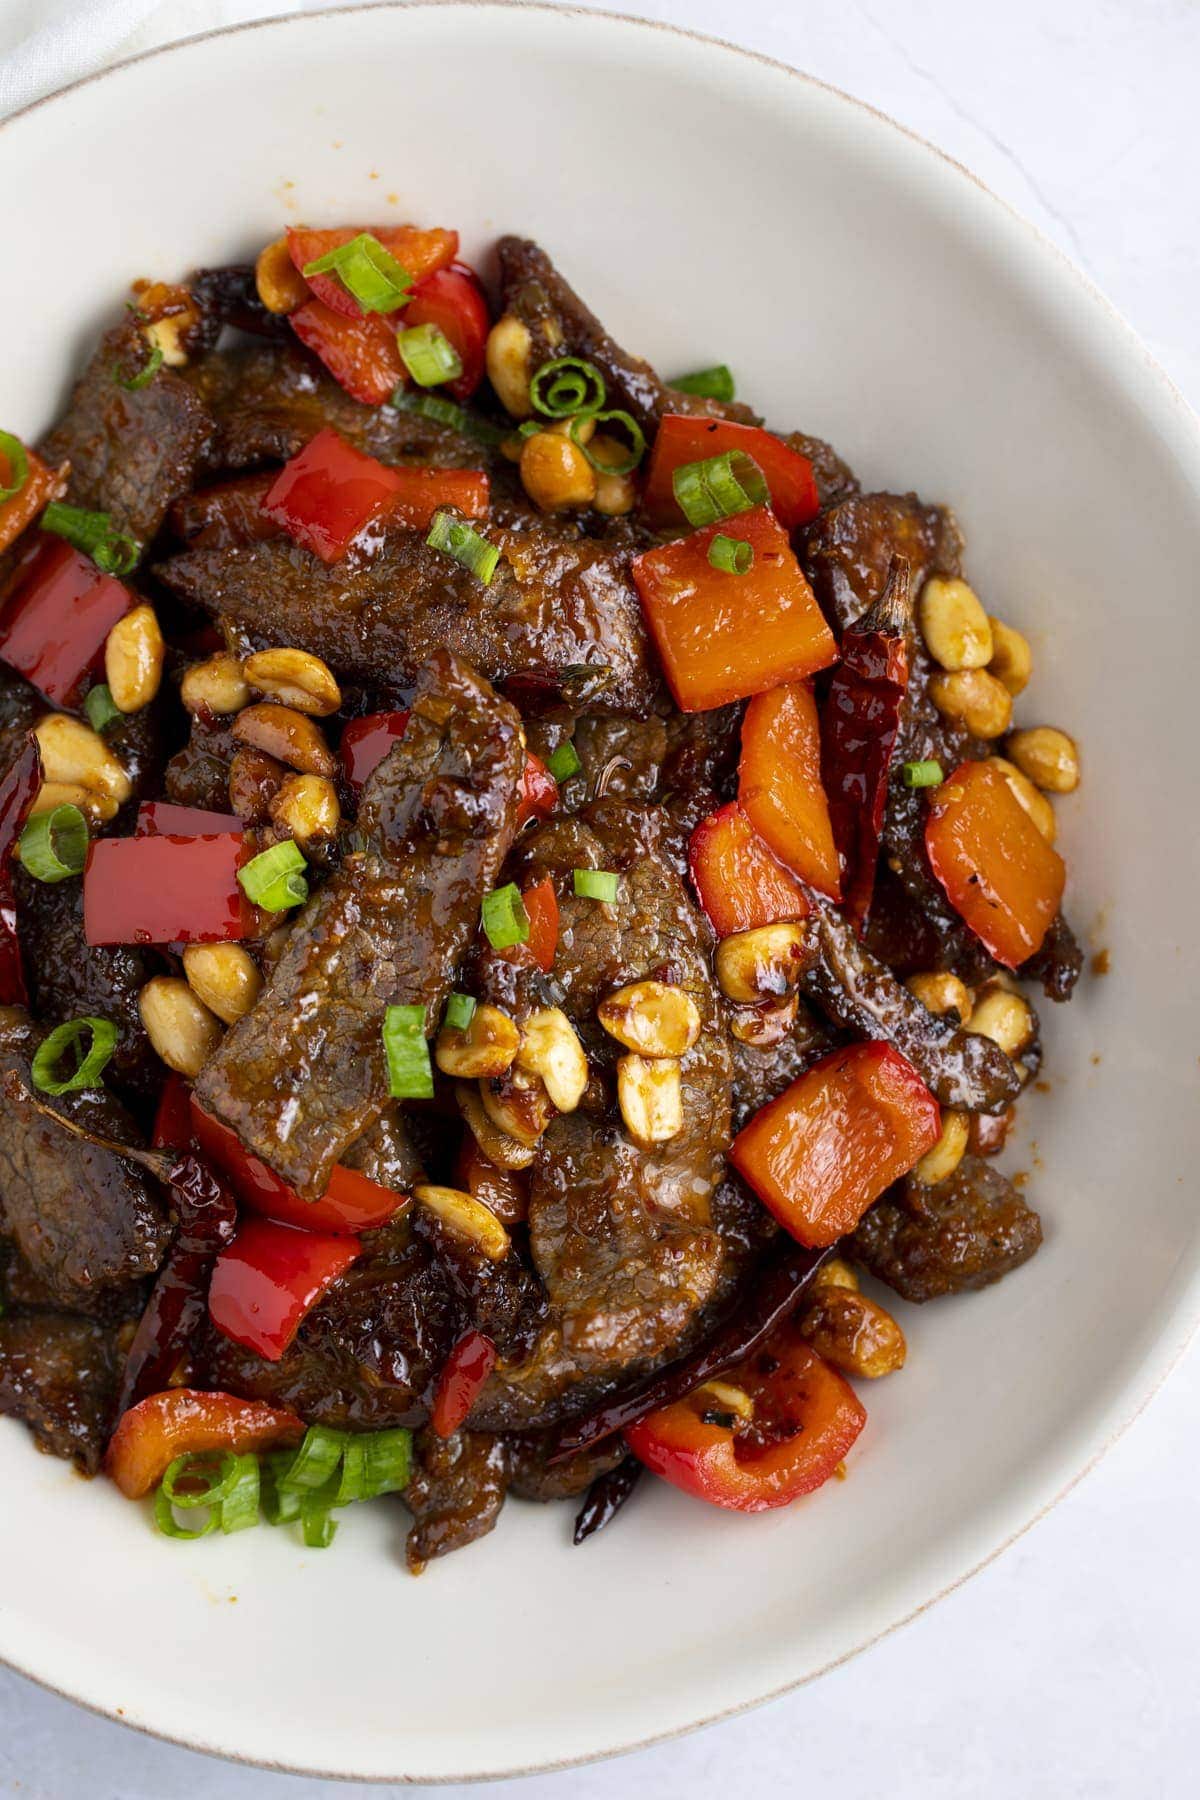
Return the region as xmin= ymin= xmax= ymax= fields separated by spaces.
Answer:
xmin=0 ymin=736 xmax=42 ymax=1006
xmin=0 ymin=441 xmax=64 ymax=557
xmin=632 ymin=507 xmax=836 ymax=713
xmin=261 ymin=427 xmax=408 ymax=563
xmin=625 ymin=1324 xmax=865 ymax=1512
xmin=522 ymin=877 xmax=559 ymax=974
xmin=688 ymin=801 xmax=810 ymax=939
xmin=739 ymin=681 xmax=841 ymax=899
xmin=339 ymin=709 xmax=411 ymax=791
xmin=83 ymin=831 xmax=253 ymax=947
xmin=383 ymin=467 xmax=489 ymax=531
xmin=290 ymin=297 xmax=405 ymax=406
xmin=642 ymin=416 xmax=820 ymax=531
xmin=402 ymin=264 xmax=491 ymax=399
xmin=136 ymin=801 xmax=241 ymax=837
xmin=820 ymin=557 xmax=912 ymax=932
xmin=515 ymin=752 xmax=559 ymax=831
xmin=208 ymin=1215 xmax=361 ymax=1361
xmin=190 ymin=1098 xmax=405 ymax=1234
xmin=151 ymin=1072 xmax=195 ymax=1152
xmin=286 ymin=224 xmax=458 ymax=320
xmin=430 ymin=1328 xmax=498 ymax=1437
xmin=105 ymin=1388 xmax=304 ymax=1499
xmin=730 ymin=1042 xmax=941 ymax=1247
xmin=925 ymin=759 xmax=1066 ymax=968
xmin=0 ymin=538 xmax=132 ymax=707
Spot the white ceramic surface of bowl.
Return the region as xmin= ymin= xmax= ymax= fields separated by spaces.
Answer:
xmin=1 ymin=3 xmax=1198 ymax=1782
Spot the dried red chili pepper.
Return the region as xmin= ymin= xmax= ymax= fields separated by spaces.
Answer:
xmin=573 ymin=1456 xmax=643 ymax=1545
xmin=819 ymin=554 xmax=912 ymax=933
xmin=0 ymin=735 xmax=43 ymax=1006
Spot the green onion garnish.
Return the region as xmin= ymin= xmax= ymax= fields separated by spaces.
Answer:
xmin=529 ymin=356 xmax=606 ymax=420
xmin=217 ymin=1455 xmax=261 ymax=1535
xmin=546 ymin=741 xmax=582 ymax=783
xmin=670 ymin=364 xmax=736 ymax=403
xmin=114 ymin=342 xmax=163 ymax=392
xmin=572 ymin=408 xmax=646 ymax=474
xmin=302 ymin=232 xmax=413 ymax=314
xmin=708 ymin=534 xmax=754 ymax=575
xmin=388 ymin=389 xmax=506 ymax=446
xmin=237 ymin=840 xmax=308 ymax=912
xmin=382 ymin=1004 xmax=434 ymax=1100
xmin=901 ymin=759 xmax=945 ymax=789
xmin=275 ymin=1426 xmax=345 ymax=1492
xmin=356 ymin=1427 xmax=412 ymax=1499
xmin=154 ymin=1451 xmax=260 ymax=1539
xmin=31 ymin=1016 xmax=117 ymax=1095
xmin=444 ymin=991 xmax=477 ymax=1032
xmin=426 ymin=510 xmax=500 ymax=585
xmin=573 ymin=869 xmax=620 ymax=903
xmin=481 ymin=882 xmax=530 ymax=951
xmin=83 ymin=683 xmax=123 ymax=733
xmin=671 ymin=450 xmax=769 ymax=528
xmin=397 ymin=323 xmax=463 ymax=388
xmin=18 ymin=804 xmax=88 ymax=883
xmin=302 ymin=1493 xmax=339 ymax=1549
xmin=154 ymin=1484 xmax=220 ymax=1540
xmin=41 ymin=502 xmax=139 ymax=576
xmin=0 ymin=430 xmax=29 ymax=505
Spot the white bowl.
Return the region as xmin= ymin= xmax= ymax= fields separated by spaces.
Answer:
xmin=2 ymin=3 xmax=1198 ymax=1782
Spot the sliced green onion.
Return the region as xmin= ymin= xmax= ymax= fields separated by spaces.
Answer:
xmin=546 ymin=741 xmax=582 ymax=783
xmin=708 ymin=534 xmax=754 ymax=575
xmin=18 ymin=804 xmax=88 ymax=883
xmin=154 ymin=1485 xmax=220 ymax=1540
xmin=261 ymin=1454 xmax=304 ymax=1526
xmin=162 ymin=1451 xmax=238 ymax=1511
xmin=397 ymin=323 xmax=463 ymax=388
xmin=83 ymin=683 xmax=123 ymax=733
xmin=332 ymin=1436 xmax=368 ymax=1507
xmin=41 ymin=502 xmax=139 ymax=576
xmin=529 ymin=356 xmax=606 ymax=420
xmin=444 ymin=991 xmax=477 ymax=1032
xmin=114 ymin=342 xmax=163 ymax=391
xmin=218 ymin=1454 xmax=261 ymax=1535
xmin=237 ymin=839 xmax=309 ymax=912
xmin=572 ymin=408 xmax=646 ymax=474
xmin=302 ymin=232 xmax=413 ymax=314
xmin=301 ymin=1491 xmax=339 ymax=1549
xmin=901 ymin=759 xmax=945 ymax=789
xmin=517 ymin=419 xmax=543 ymax=439
xmin=0 ymin=430 xmax=29 ymax=505
xmin=31 ymin=1016 xmax=117 ymax=1095
xmin=481 ymin=882 xmax=530 ymax=950
xmin=426 ymin=510 xmax=500 ymax=585
xmin=670 ymin=364 xmax=736 ymax=403
xmin=672 ymin=450 xmax=769 ymax=528
xmin=573 ymin=869 xmax=620 ymax=903
xmin=358 ymin=1427 xmax=412 ymax=1499
xmin=382 ymin=1003 xmax=434 ymax=1100
xmin=277 ymin=1426 xmax=348 ymax=1493
xmin=388 ymin=389 xmax=506 ymax=446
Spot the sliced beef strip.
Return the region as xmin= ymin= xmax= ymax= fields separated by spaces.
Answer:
xmin=802 ymin=490 xmax=964 ymax=637
xmin=157 ymin=519 xmax=660 ymax=719
xmin=850 ymin=1155 xmax=1042 ymax=1301
xmin=785 ymin=431 xmax=860 ymax=511
xmin=164 ymin=713 xmax=237 ymax=813
xmin=729 ymin=998 xmax=839 ymax=1131
xmin=0 ymin=1312 xmax=121 ymax=1474
xmin=0 ymin=1008 xmax=170 ymax=1303
xmin=39 ymin=319 xmax=213 ymax=547
xmin=570 ymin=715 xmax=667 ymax=803
xmin=0 ymin=668 xmax=41 ymax=775
xmin=403 ymin=1427 xmax=511 ymax=1571
xmin=1 ymin=1238 xmax=148 ymax=1323
xmin=339 ymin=1106 xmax=425 ymax=1191
xmin=505 ymin=1431 xmax=627 ymax=1503
xmin=195 ymin=652 xmax=525 ymax=1197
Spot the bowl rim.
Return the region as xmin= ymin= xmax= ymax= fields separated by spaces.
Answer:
xmin=1 ymin=1 xmax=1199 ymax=1782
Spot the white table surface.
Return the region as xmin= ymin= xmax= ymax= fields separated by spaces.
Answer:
xmin=2 ymin=2 xmax=1198 ymax=1795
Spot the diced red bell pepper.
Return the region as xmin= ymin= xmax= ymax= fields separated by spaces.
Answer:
xmin=83 ymin=832 xmax=253 ymax=947
xmin=730 ymin=1042 xmax=941 ymax=1247
xmin=0 ymin=538 xmax=132 ymax=707
xmin=290 ymin=297 xmax=405 ymax=406
xmin=523 ymin=877 xmax=559 ymax=974
xmin=208 ymin=1215 xmax=361 ymax=1361
xmin=261 ymin=427 xmax=408 ymax=563
xmin=151 ymin=1072 xmax=195 ymax=1152
xmin=190 ymin=1098 xmax=406 ymax=1234
xmin=383 ymin=467 xmax=489 ymax=532
xmin=0 ymin=442 xmax=64 ymax=558
xmin=738 ymin=681 xmax=841 ymax=899
xmin=454 ymin=1135 xmax=529 ymax=1224
xmin=339 ymin=709 xmax=411 ymax=791
xmin=106 ymin=1388 xmax=305 ymax=1499
xmin=925 ymin=758 xmax=1066 ymax=968
xmin=642 ymin=416 xmax=820 ymax=531
xmin=688 ymin=802 xmax=810 ymax=939
xmin=430 ymin=1329 xmax=498 ymax=1437
xmin=136 ymin=801 xmax=241 ymax=837
xmin=402 ymin=264 xmax=490 ymax=400
xmin=625 ymin=1324 xmax=865 ymax=1512
xmin=632 ymin=508 xmax=836 ymax=712
xmin=515 ymin=752 xmax=559 ymax=831
xmin=287 ymin=224 xmax=458 ymax=320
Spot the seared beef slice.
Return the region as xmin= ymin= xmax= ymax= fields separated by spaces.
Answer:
xmin=851 ymin=1156 xmax=1042 ymax=1301
xmin=0 ymin=1313 xmax=120 ymax=1473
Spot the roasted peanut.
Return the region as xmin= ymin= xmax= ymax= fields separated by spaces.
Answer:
xmin=228 ymin=746 xmax=287 ymax=824
xmin=715 ymin=922 xmax=809 ymax=1005
xmin=480 ymin=1066 xmax=554 ymax=1147
xmin=519 ymin=431 xmax=597 ymax=512
xmin=592 ymin=467 xmax=637 ymax=516
xmin=928 ymin=667 xmax=1013 ymax=738
xmin=35 ymin=713 xmax=131 ymax=807
xmin=910 ymin=1108 xmax=970 ymax=1185
xmin=799 ymin=1287 xmax=907 ymax=1378
xmin=413 ymin=1184 xmax=510 ymax=1262
xmin=104 ymin=604 xmax=163 ymax=714
xmin=1005 ymin=726 xmax=1079 ymax=794
xmin=133 ymin=282 xmax=202 ymax=367
xmin=29 ymin=779 xmax=118 ymax=826
xmin=597 ymin=980 xmax=702 ymax=1059
xmin=905 ymin=970 xmax=973 ymax=1023
xmin=182 ymin=943 xmax=262 ymax=1026
xmin=243 ymin=647 xmax=342 ymax=717
xmin=181 ymin=653 xmax=251 ymax=717
xmin=813 ymin=1257 xmax=860 ymax=1293
xmin=435 ymin=1004 xmax=521 ymax=1080
xmin=989 ymin=755 xmax=1056 ymax=843
xmin=254 ymin=236 xmax=309 ymax=314
xmin=987 ymin=617 xmax=1032 ymax=696
xmin=485 ymin=315 xmax=534 ymax=417
xmin=268 ymin=773 xmax=341 ymax=849
xmin=232 ymin=702 xmax=336 ymax=776
xmin=617 ymin=1054 xmax=683 ymax=1149
xmin=139 ymin=976 xmax=223 ymax=1077
xmin=548 ymin=414 xmax=596 ymax=445
xmin=969 ymin=984 xmax=1035 ymax=1056
xmin=918 ymin=577 xmax=993 ymax=671
xmin=455 ymin=1082 xmax=536 ymax=1171
xmin=515 ymin=1007 xmax=589 ymax=1112
xmin=727 ymin=994 xmax=799 ymax=1048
